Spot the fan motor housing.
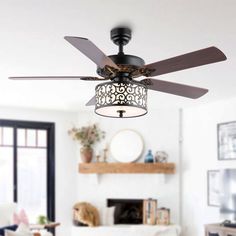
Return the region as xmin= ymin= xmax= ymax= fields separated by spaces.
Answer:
xmin=108 ymin=54 xmax=145 ymax=67
xmin=96 ymin=54 xmax=145 ymax=78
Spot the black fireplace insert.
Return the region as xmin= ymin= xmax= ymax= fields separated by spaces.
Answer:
xmin=107 ymin=198 xmax=143 ymax=224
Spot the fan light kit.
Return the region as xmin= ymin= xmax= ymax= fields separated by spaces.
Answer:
xmin=10 ymin=27 xmax=227 ymax=118
xmin=95 ymin=80 xmax=148 ymax=118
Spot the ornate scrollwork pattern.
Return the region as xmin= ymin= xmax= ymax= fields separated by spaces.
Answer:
xmin=95 ymin=81 xmax=147 ymax=109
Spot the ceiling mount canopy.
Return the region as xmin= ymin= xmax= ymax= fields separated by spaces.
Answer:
xmin=9 ymin=26 xmax=227 ymax=118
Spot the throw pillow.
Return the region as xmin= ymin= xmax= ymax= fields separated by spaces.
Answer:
xmin=105 ymin=206 xmax=115 ymax=226
xmin=5 ymin=223 xmax=32 ymax=236
xmin=13 ymin=210 xmax=29 ymax=226
xmin=5 ymin=230 xmax=31 ymax=236
xmin=40 ymin=231 xmax=53 ymax=236
xmin=15 ymin=224 xmax=31 ymax=234
xmin=0 ymin=225 xmax=17 ymax=236
xmin=100 ymin=206 xmax=116 ymax=226
xmin=0 ymin=203 xmax=17 ymax=227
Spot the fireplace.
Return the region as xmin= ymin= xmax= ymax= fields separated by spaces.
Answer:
xmin=107 ymin=198 xmax=143 ymax=224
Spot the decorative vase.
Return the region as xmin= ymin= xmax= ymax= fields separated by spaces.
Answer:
xmin=145 ymin=150 xmax=154 ymax=163
xmin=80 ymin=147 xmax=93 ymax=163
xmin=155 ymin=151 xmax=168 ymax=163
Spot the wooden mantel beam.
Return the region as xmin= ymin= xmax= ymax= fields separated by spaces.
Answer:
xmin=79 ymin=163 xmax=175 ymax=174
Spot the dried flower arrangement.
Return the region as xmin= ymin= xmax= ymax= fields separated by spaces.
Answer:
xmin=68 ymin=124 xmax=105 ymax=148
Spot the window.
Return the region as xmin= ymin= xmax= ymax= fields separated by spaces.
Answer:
xmin=0 ymin=120 xmax=55 ymax=223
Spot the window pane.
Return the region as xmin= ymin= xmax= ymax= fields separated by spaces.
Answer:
xmin=26 ymin=129 xmax=36 ymax=147
xmin=17 ymin=129 xmax=26 ymax=146
xmin=3 ymin=127 xmax=13 ymax=146
xmin=17 ymin=148 xmax=47 ymax=222
xmin=0 ymin=147 xmax=14 ymax=203
xmin=37 ymin=130 xmax=47 ymax=147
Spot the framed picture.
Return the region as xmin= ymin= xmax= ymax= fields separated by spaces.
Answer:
xmin=207 ymin=170 xmax=220 ymax=207
xmin=218 ymin=121 xmax=236 ymax=160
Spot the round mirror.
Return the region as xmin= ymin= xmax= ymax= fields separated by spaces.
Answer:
xmin=110 ymin=129 xmax=144 ymax=163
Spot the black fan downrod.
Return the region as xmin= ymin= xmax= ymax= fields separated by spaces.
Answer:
xmin=97 ymin=27 xmax=145 ymax=78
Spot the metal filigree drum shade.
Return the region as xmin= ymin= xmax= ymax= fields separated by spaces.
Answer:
xmin=95 ymin=81 xmax=148 ymax=118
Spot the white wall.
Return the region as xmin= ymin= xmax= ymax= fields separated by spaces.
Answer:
xmin=0 ymin=106 xmax=181 ymax=233
xmin=4 ymin=96 xmax=236 ymax=236
xmin=182 ymin=98 xmax=236 ymax=236
xmin=0 ymin=107 xmax=78 ymax=236
xmin=76 ymin=108 xmax=181 ymax=224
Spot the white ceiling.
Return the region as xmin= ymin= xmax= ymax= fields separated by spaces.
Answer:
xmin=0 ymin=0 xmax=235 ymax=112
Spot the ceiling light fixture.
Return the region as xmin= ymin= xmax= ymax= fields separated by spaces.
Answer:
xmin=95 ymin=78 xmax=147 ymax=118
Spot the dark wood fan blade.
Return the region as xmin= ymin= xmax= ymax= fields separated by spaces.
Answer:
xmin=64 ymin=36 xmax=119 ymax=70
xmin=86 ymin=96 xmax=96 ymax=106
xmin=144 ymin=47 xmax=227 ymax=77
xmin=141 ymin=78 xmax=208 ymax=99
xmin=9 ymin=76 xmax=108 ymax=81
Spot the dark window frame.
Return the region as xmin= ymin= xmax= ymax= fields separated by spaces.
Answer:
xmin=0 ymin=119 xmax=55 ymax=222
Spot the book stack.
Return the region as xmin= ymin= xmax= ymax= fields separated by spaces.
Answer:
xmin=156 ymin=208 xmax=170 ymax=225
xmin=143 ymin=199 xmax=157 ymax=225
xmin=143 ymin=199 xmax=170 ymax=225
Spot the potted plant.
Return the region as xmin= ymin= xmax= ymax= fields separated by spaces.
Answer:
xmin=37 ymin=215 xmax=49 ymax=225
xmin=68 ymin=124 xmax=105 ymax=163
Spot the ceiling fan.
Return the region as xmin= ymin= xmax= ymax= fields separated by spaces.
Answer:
xmin=10 ymin=27 xmax=227 ymax=118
